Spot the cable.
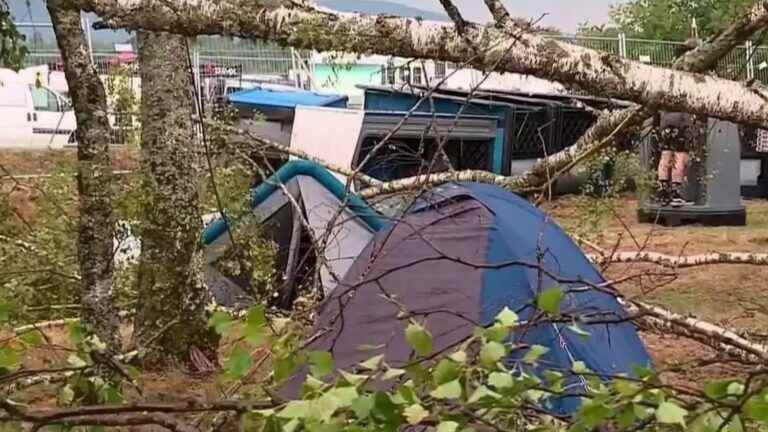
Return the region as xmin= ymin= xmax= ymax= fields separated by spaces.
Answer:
xmin=181 ymin=37 xmax=240 ymax=253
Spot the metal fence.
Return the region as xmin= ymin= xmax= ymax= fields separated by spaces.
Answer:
xmin=549 ymin=34 xmax=761 ymax=82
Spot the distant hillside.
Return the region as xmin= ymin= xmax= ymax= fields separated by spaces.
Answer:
xmin=317 ymin=0 xmax=448 ymax=21
xmin=8 ymin=0 xmax=447 ymax=48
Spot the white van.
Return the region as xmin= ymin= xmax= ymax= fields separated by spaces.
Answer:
xmin=0 ymin=69 xmax=76 ymax=150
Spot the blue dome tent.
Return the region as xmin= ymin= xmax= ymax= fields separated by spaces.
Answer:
xmin=283 ymin=182 xmax=652 ymax=415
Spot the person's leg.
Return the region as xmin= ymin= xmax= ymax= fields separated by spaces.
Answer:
xmin=656 ymin=150 xmax=674 ymax=204
xmin=670 ymin=151 xmax=693 ymax=206
xmin=671 ymin=151 xmax=690 ymax=184
xmin=657 ymin=150 xmax=673 ymax=182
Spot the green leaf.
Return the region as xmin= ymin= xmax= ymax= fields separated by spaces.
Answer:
xmin=496 ymin=307 xmax=519 ymax=327
xmin=430 ymin=380 xmax=462 ymax=400
xmin=488 ymin=372 xmax=513 ymax=389
xmin=484 ymin=323 xmax=509 ymax=343
xmin=66 ymin=354 xmax=88 ymax=368
xmin=404 ymin=404 xmax=429 ymax=425
xmin=351 ymin=395 xmax=374 ymax=419
xmin=339 ymin=370 xmax=368 ymax=386
xmin=208 ymin=311 xmax=235 ymax=336
xmin=544 ymin=370 xmax=564 ymax=392
xmin=468 ymin=385 xmax=500 ymax=404
xmin=359 ymin=354 xmax=384 ymax=371
xmin=522 ymin=345 xmax=549 ymax=364
xmin=449 ymin=351 xmax=467 ymax=364
xmin=371 ymin=392 xmax=403 ymax=427
xmin=244 ymin=305 xmax=267 ymax=344
xmin=283 ymin=419 xmax=300 ymax=432
xmin=308 ymin=351 xmax=334 ymax=378
xmin=0 ymin=303 xmax=9 ymax=323
xmin=100 ymin=385 xmax=123 ymax=404
xmin=325 ymin=386 xmax=359 ymax=408
xmin=614 ymin=378 xmax=640 ymax=397
xmin=744 ymin=397 xmax=768 ymax=421
xmin=433 ymin=359 xmax=460 ymax=385
xmin=617 ymin=406 xmax=637 ymax=429
xmin=274 ymin=356 xmax=298 ymax=383
xmin=578 ymin=401 xmax=613 ymax=429
xmin=20 ymin=330 xmax=43 ymax=347
xmin=437 ymin=421 xmax=460 ymax=432
xmin=0 ymin=346 xmax=19 ymax=370
xmin=393 ymin=385 xmax=419 ymax=405
xmin=125 ymin=365 xmax=141 ymax=380
xmin=59 ymin=385 xmax=75 ymax=405
xmin=277 ymin=400 xmax=310 ymax=419
xmin=537 ymin=286 xmax=564 ymax=315
xmin=479 ymin=341 xmax=506 ymax=367
xmin=224 ymin=344 xmax=252 ymax=379
xmin=383 ymin=368 xmax=406 ymax=380
xmin=656 ymin=401 xmax=688 ymax=427
xmin=405 ymin=323 xmax=433 ymax=357
xmin=568 ymin=325 xmax=591 ymax=340
xmin=572 ymin=361 xmax=589 ymax=374
xmin=705 ymin=379 xmax=738 ymax=399
xmin=68 ymin=321 xmax=85 ymax=346
xmin=727 ymin=382 xmax=745 ymax=397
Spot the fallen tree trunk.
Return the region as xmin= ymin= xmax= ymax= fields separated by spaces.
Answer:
xmin=70 ymin=0 xmax=768 ymax=128
xmin=590 ymin=251 xmax=768 ymax=268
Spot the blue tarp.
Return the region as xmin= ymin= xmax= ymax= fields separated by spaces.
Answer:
xmin=227 ymin=86 xmax=348 ymax=110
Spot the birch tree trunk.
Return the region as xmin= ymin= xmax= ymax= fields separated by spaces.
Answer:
xmin=134 ymin=31 xmax=218 ymax=365
xmin=47 ymin=0 xmax=121 ymax=360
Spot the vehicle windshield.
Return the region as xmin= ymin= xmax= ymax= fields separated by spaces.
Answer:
xmin=29 ymin=86 xmax=61 ymax=112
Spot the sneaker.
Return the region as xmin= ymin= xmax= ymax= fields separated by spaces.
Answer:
xmin=669 ymin=186 xmax=694 ymax=207
xmin=654 ymin=182 xmax=672 ymax=206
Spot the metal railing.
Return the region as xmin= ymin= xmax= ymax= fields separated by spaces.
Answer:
xmin=548 ymin=34 xmax=760 ymax=82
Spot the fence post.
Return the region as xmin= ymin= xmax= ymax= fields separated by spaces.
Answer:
xmin=746 ymin=40 xmax=755 ymax=81
xmin=192 ymin=48 xmax=202 ymax=112
xmin=618 ymin=33 xmax=627 ymax=58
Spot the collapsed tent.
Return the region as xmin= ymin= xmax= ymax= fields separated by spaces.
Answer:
xmin=284 ymin=182 xmax=652 ymax=414
xmin=202 ymin=160 xmax=383 ymax=308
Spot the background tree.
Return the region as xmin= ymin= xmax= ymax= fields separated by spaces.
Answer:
xmin=0 ymin=0 xmax=26 ymax=69
xmin=133 ymin=31 xmax=219 ymax=367
xmin=46 ymin=0 xmax=121 ymax=388
xmin=610 ymin=0 xmax=756 ymax=40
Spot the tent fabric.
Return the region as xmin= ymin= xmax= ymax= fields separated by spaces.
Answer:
xmin=226 ymin=86 xmax=348 ymax=110
xmin=283 ymin=182 xmax=652 ymax=415
xmin=203 ymin=161 xmax=384 ymax=306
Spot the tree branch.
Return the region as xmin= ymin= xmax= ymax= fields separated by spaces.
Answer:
xmin=483 ymin=0 xmax=512 ymax=28
xmin=590 ymin=251 xmax=768 ymax=268
xmin=437 ymin=0 xmax=468 ymax=35
xmin=628 ymin=300 xmax=768 ymax=362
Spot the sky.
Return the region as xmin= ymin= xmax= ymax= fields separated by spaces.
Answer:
xmin=10 ymin=0 xmax=622 ymax=36
xmin=389 ymin=0 xmax=622 ymax=33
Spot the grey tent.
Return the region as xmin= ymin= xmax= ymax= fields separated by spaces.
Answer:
xmin=202 ymin=160 xmax=383 ymax=308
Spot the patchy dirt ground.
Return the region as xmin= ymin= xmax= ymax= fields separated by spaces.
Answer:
xmin=0 ymin=148 xmax=140 ymax=176
xmin=543 ymin=196 xmax=768 ymax=382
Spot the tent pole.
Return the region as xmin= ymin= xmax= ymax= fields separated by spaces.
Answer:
xmin=278 ymin=206 xmax=304 ymax=307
